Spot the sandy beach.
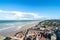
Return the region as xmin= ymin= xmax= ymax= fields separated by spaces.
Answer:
xmin=0 ymin=21 xmax=39 ymax=40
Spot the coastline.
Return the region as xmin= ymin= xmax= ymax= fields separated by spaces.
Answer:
xmin=0 ymin=21 xmax=39 ymax=39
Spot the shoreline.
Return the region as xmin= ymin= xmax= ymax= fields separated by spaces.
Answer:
xmin=0 ymin=21 xmax=39 ymax=31
xmin=0 ymin=21 xmax=39 ymax=37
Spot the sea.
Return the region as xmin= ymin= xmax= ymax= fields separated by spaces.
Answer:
xmin=0 ymin=20 xmax=39 ymax=39
xmin=0 ymin=20 xmax=40 ymax=30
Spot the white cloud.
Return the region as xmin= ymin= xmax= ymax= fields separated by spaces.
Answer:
xmin=0 ymin=10 xmax=50 ymax=20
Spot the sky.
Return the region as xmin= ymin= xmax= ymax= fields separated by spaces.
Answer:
xmin=0 ymin=0 xmax=60 ymax=20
